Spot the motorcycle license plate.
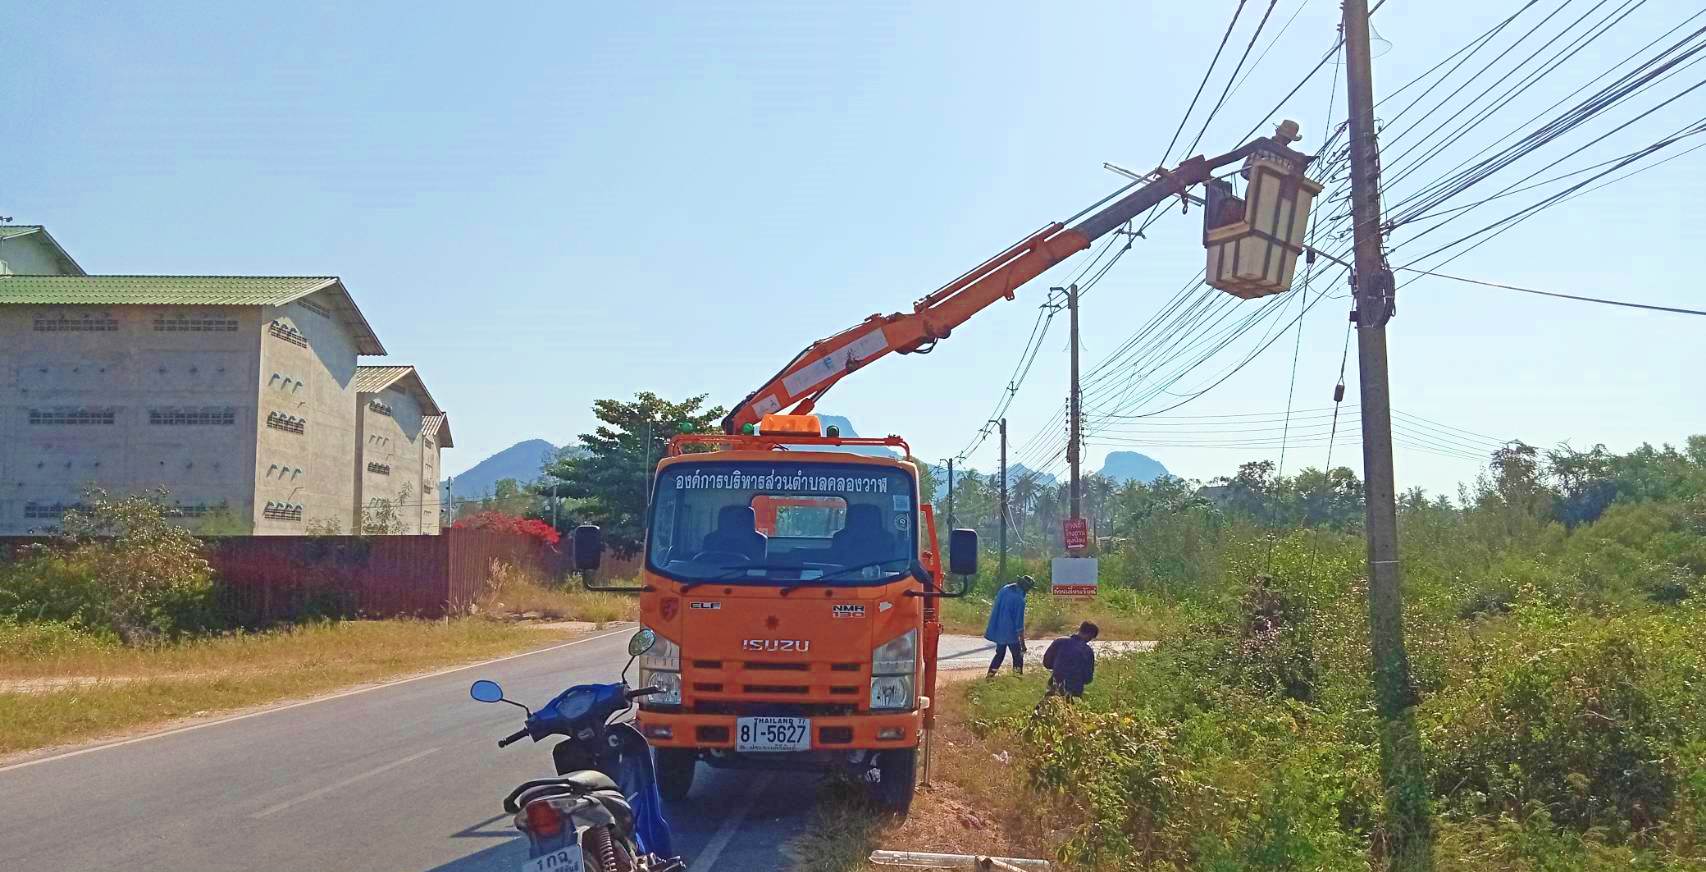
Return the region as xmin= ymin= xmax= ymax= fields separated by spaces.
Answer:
xmin=521 ymin=846 xmax=583 ymax=872
xmin=735 ymin=716 xmax=810 ymax=752
xmin=522 ymin=846 xmax=583 ymax=872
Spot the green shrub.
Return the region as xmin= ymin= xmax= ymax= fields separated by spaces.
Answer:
xmin=0 ymin=488 xmax=223 ymax=642
xmin=983 ymin=649 xmax=1380 ymax=871
xmin=1423 ymin=607 xmax=1706 ymax=837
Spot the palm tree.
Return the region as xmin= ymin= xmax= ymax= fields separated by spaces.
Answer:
xmin=1023 ymin=481 xmax=1064 ymax=556
xmin=1008 ymin=470 xmax=1043 ymax=546
xmin=1083 ymin=473 xmax=1116 ymax=541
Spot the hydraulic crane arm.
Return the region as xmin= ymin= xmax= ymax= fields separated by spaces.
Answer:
xmin=720 ymin=135 xmax=1294 ymax=436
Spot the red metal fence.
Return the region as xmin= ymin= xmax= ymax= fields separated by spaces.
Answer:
xmin=0 ymin=530 xmax=577 ymax=624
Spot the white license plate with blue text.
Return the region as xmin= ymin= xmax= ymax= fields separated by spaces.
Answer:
xmin=736 ymin=716 xmax=811 ymax=752
xmin=522 ymin=846 xmax=583 ymax=872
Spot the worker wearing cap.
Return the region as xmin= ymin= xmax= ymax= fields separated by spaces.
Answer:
xmin=984 ymin=575 xmax=1034 ymax=677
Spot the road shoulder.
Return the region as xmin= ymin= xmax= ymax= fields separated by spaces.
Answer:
xmin=0 ymin=622 xmax=629 ymax=770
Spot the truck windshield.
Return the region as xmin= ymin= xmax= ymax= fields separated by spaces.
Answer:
xmin=646 ymin=461 xmax=918 ymax=586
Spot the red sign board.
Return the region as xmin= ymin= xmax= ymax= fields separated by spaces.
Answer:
xmin=1063 ymin=518 xmax=1088 ymax=551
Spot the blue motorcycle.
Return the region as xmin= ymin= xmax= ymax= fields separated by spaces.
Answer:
xmin=470 ymin=629 xmax=685 ymax=872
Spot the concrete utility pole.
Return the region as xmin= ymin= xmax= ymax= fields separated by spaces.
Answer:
xmin=641 ymin=421 xmax=655 ymax=515
xmin=945 ymin=458 xmax=956 ymax=527
xmin=1066 ymin=283 xmax=1082 ymax=522
xmin=1342 ymin=0 xmax=1433 ymax=867
xmin=997 ymin=418 xmax=1008 ymax=583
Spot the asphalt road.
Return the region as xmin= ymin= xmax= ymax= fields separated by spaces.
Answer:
xmin=0 ymin=630 xmax=1130 ymax=872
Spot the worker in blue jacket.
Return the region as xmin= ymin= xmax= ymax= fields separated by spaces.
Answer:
xmin=1043 ymin=621 xmax=1099 ymax=698
xmin=984 ymin=575 xmax=1035 ymax=677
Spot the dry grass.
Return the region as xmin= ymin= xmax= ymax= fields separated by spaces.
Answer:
xmin=788 ymin=686 xmax=1061 ymax=872
xmin=478 ymin=562 xmax=639 ymax=626
xmin=0 ymin=618 xmax=581 ymax=756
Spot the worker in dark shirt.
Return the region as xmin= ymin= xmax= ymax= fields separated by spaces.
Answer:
xmin=1042 ymin=621 xmax=1099 ymax=698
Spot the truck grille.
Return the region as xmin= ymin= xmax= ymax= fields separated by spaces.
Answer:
xmin=743 ymin=683 xmax=808 ymax=695
xmin=684 ymin=659 xmax=869 ymax=709
xmin=744 ymin=661 xmax=809 ymax=672
xmin=693 ymin=700 xmax=858 ymax=717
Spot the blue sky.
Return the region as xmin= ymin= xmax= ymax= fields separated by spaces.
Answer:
xmin=5 ymin=0 xmax=1702 ymax=497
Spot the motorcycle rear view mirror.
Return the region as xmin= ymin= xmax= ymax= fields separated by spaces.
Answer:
xmin=623 ymin=628 xmax=657 ymax=684
xmin=470 ymin=679 xmax=504 ymax=703
xmin=469 ymin=679 xmax=530 ymax=715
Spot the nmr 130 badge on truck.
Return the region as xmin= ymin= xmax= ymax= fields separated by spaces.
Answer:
xmin=831 ymin=604 xmax=865 ymax=619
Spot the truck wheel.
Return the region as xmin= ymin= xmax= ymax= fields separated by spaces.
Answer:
xmin=654 ymin=748 xmax=697 ymax=801
xmin=875 ymin=749 xmax=917 ymax=814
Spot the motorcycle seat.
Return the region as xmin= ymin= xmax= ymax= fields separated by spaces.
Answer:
xmin=504 ymin=772 xmax=624 ymax=813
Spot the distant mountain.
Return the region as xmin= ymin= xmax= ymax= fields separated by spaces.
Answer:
xmin=1098 ymin=451 xmax=1170 ymax=484
xmin=1008 ymin=464 xmax=1059 ymax=487
xmin=927 ymin=455 xmax=1166 ymax=488
xmin=443 ymin=439 xmax=561 ymax=503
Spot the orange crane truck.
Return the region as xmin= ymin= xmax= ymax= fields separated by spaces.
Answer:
xmin=571 ymin=126 xmax=1317 ymax=812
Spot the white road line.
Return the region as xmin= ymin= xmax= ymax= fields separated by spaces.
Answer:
xmin=251 ymin=746 xmax=442 ymax=819
xmin=693 ymin=771 xmax=773 ymax=871
xmin=0 ymin=627 xmax=632 ymax=776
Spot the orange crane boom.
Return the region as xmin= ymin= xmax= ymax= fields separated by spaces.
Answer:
xmin=720 ymin=134 xmax=1304 ymax=435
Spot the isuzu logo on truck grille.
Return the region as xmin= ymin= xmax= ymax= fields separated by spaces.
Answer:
xmin=743 ymin=639 xmax=811 ymax=653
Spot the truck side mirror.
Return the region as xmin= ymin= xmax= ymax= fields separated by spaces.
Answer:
xmin=573 ymin=524 xmax=603 ymax=571
xmin=948 ymin=529 xmax=978 ymax=577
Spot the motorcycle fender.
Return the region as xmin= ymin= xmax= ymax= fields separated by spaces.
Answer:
xmin=610 ymin=723 xmax=675 ymax=859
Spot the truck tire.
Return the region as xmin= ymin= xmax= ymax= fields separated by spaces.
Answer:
xmin=654 ymin=748 xmax=697 ymax=801
xmin=875 ymin=748 xmax=917 ymax=814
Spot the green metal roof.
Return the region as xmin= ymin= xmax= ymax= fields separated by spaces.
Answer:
xmin=354 ymin=365 xmax=444 ymax=417
xmin=0 ymin=225 xmax=45 ymax=239
xmin=353 ymin=365 xmax=414 ymax=393
xmin=422 ymin=414 xmax=454 ymax=448
xmin=0 ymin=275 xmax=385 ymax=354
xmin=0 ymin=274 xmax=336 ymax=305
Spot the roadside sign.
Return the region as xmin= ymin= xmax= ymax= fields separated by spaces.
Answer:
xmin=1063 ymin=517 xmax=1088 ymax=551
xmin=1050 ymin=557 xmax=1098 ymax=598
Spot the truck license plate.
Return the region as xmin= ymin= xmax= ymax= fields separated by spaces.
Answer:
xmin=735 ymin=716 xmax=810 ymax=752
xmin=521 ymin=846 xmax=583 ymax=872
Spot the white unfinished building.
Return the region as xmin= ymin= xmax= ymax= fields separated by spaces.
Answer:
xmin=0 ymin=225 xmax=451 ymax=535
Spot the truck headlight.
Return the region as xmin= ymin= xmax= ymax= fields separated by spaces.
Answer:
xmin=871 ymin=629 xmax=917 ymax=676
xmin=638 ymin=668 xmax=682 ymax=705
xmin=638 ymin=627 xmax=681 ymax=705
xmin=870 ymin=629 xmax=918 ymax=710
xmin=869 ymin=674 xmax=914 ymax=710
xmin=639 ymin=630 xmax=680 ymax=671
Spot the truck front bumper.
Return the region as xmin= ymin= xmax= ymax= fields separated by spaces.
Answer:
xmin=636 ymin=709 xmax=922 ymax=750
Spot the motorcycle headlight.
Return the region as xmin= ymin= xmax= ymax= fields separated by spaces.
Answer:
xmin=638 ymin=668 xmax=682 ymax=705
xmin=870 ymin=674 xmax=914 ymax=710
xmin=639 ymin=629 xmax=680 ymax=671
xmin=871 ymin=628 xmax=918 ymax=676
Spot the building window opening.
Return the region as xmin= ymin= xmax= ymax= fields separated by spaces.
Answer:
xmin=266 ymin=412 xmax=306 ymax=434
xmin=154 ymin=314 xmax=239 ymax=332
xmin=29 ymin=408 xmax=116 ymax=426
xmin=267 ymin=320 xmax=308 ymax=348
xmin=150 ymin=407 xmax=236 ymax=426
xmin=34 ymin=313 xmax=117 ymax=332
xmin=263 ymin=502 xmax=304 ymax=521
